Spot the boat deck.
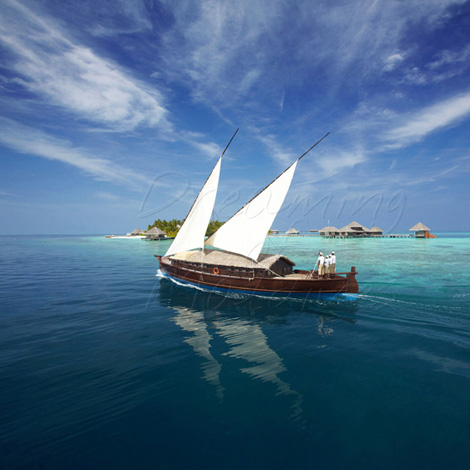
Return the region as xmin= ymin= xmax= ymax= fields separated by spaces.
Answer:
xmin=282 ymin=273 xmax=309 ymax=279
xmin=281 ymin=272 xmax=346 ymax=280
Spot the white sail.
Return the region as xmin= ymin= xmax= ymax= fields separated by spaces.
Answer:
xmin=205 ymin=160 xmax=298 ymax=261
xmin=165 ymin=157 xmax=222 ymax=256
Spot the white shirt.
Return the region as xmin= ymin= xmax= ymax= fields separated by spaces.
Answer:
xmin=325 ymin=257 xmax=330 ymax=266
xmin=331 ymin=254 xmax=336 ymax=264
xmin=318 ymin=255 xmax=324 ymax=265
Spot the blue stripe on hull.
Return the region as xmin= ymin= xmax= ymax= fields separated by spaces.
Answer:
xmin=159 ymin=271 xmax=358 ymax=301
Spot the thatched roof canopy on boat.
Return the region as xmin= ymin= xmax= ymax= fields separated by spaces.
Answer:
xmin=409 ymin=222 xmax=430 ymax=231
xmin=171 ymin=249 xmax=295 ymax=270
xmin=286 ymin=228 xmax=299 ymax=234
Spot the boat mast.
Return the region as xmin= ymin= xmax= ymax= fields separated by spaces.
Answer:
xmin=213 ymin=132 xmax=329 ymax=225
xmin=297 ymin=132 xmax=330 ymax=161
xmin=186 ymin=128 xmax=239 ymax=226
xmin=201 ymin=128 xmax=239 ymax=257
xmin=165 ymin=128 xmax=239 ymax=257
xmin=204 ymin=132 xmax=330 ymax=261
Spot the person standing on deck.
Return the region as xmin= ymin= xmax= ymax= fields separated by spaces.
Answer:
xmin=325 ymin=255 xmax=330 ymax=278
xmin=330 ymin=251 xmax=336 ymax=275
xmin=317 ymin=252 xmax=325 ymax=278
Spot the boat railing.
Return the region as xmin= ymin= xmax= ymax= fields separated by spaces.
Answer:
xmin=165 ymin=258 xmax=357 ymax=281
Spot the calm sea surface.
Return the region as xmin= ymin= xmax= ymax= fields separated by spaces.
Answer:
xmin=1 ymin=233 xmax=469 ymax=469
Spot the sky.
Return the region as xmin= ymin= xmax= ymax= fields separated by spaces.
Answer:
xmin=1 ymin=0 xmax=470 ymax=235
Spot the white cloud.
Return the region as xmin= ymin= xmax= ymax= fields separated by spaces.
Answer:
xmin=159 ymin=0 xmax=285 ymax=107
xmin=157 ymin=0 xmax=469 ymax=118
xmin=0 ymin=118 xmax=150 ymax=188
xmin=255 ymin=134 xmax=297 ymax=166
xmin=96 ymin=192 xmax=121 ymax=201
xmin=0 ymin=0 xmax=170 ymax=132
xmin=316 ymin=150 xmax=367 ymax=179
xmin=293 ymin=0 xmax=467 ymax=82
xmin=402 ymin=44 xmax=470 ymax=85
xmin=428 ymin=44 xmax=470 ymax=70
xmin=403 ymin=67 xmax=430 ymax=85
xmin=385 ymin=92 xmax=470 ymax=148
xmin=189 ymin=140 xmax=221 ymax=159
xmin=89 ymin=0 xmax=152 ymax=36
xmin=291 ymin=149 xmax=367 ymax=192
xmin=383 ymin=53 xmax=404 ymax=72
xmin=0 ymin=189 xmax=19 ymax=198
xmin=177 ymin=130 xmax=232 ymax=160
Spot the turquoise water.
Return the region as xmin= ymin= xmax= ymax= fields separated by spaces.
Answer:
xmin=0 ymin=234 xmax=469 ymax=469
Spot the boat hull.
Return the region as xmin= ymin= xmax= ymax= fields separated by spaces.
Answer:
xmin=157 ymin=256 xmax=358 ymax=296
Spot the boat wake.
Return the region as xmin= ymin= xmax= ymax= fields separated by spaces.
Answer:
xmin=355 ymin=292 xmax=469 ymax=339
xmin=156 ymin=269 xmax=357 ymax=303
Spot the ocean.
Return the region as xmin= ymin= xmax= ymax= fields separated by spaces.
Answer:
xmin=0 ymin=233 xmax=469 ymax=469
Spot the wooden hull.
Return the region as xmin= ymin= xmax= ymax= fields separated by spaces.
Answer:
xmin=157 ymin=256 xmax=358 ymax=296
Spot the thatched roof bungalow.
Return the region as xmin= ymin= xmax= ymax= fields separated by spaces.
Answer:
xmin=369 ymin=226 xmax=383 ymax=236
xmin=409 ymin=222 xmax=430 ymax=231
xmin=339 ymin=225 xmax=354 ymax=235
xmin=319 ymin=226 xmax=340 ymax=236
xmin=409 ymin=222 xmax=435 ymax=238
xmin=145 ymin=227 xmax=167 ymax=239
xmin=130 ymin=228 xmax=144 ymax=236
xmin=286 ymin=228 xmax=300 ymax=235
xmin=339 ymin=221 xmax=370 ymax=237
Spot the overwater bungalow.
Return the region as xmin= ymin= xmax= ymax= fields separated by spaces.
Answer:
xmin=285 ymin=228 xmax=300 ymax=235
xmin=319 ymin=220 xmax=410 ymax=238
xmin=319 ymin=226 xmax=340 ymax=236
xmin=339 ymin=221 xmax=370 ymax=237
xmin=369 ymin=226 xmax=384 ymax=236
xmin=129 ymin=228 xmax=144 ymax=236
xmin=145 ymin=227 xmax=167 ymax=240
xmin=409 ymin=222 xmax=437 ymax=238
xmin=319 ymin=222 xmax=385 ymax=238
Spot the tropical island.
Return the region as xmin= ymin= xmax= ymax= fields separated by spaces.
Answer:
xmin=147 ymin=219 xmax=224 ymax=238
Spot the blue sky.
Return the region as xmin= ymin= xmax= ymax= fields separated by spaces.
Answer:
xmin=1 ymin=0 xmax=469 ymax=234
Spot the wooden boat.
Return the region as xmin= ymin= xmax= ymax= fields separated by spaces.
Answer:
xmin=157 ymin=130 xmax=358 ymax=297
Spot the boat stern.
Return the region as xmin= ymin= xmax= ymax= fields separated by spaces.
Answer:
xmin=346 ymin=266 xmax=359 ymax=293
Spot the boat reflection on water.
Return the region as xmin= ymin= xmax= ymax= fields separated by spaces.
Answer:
xmin=157 ymin=277 xmax=357 ymax=423
xmin=214 ymin=316 xmax=304 ymax=421
xmin=157 ymin=273 xmax=358 ymax=322
xmin=171 ymin=307 xmax=225 ymax=401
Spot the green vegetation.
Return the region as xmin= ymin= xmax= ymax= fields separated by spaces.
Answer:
xmin=147 ymin=219 xmax=224 ymax=238
xmin=206 ymin=220 xmax=224 ymax=237
xmin=147 ymin=219 xmax=181 ymax=237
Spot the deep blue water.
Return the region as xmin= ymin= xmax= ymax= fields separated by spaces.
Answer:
xmin=1 ymin=234 xmax=469 ymax=469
